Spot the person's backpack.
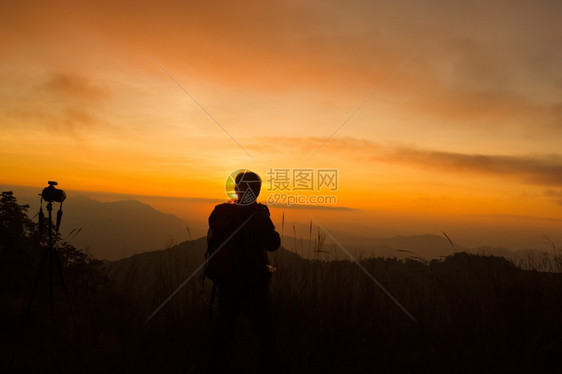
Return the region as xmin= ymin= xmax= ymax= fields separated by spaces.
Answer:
xmin=204 ymin=227 xmax=236 ymax=284
xmin=203 ymin=205 xmax=259 ymax=285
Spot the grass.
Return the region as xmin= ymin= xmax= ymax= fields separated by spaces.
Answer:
xmin=3 ymin=228 xmax=562 ymax=373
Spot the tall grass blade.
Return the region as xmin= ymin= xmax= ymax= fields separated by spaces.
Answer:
xmin=442 ymin=231 xmax=457 ymax=252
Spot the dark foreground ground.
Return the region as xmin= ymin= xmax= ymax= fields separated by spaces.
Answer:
xmin=2 ymin=234 xmax=562 ymax=373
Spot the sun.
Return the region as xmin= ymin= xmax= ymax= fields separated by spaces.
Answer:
xmin=224 ymin=168 xmax=252 ymax=201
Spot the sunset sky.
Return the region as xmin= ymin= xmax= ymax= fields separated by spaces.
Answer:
xmin=1 ymin=0 xmax=561 ymax=249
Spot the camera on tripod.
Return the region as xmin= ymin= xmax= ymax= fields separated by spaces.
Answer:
xmin=24 ymin=181 xmax=70 ymax=324
xmin=41 ymin=181 xmax=66 ymax=203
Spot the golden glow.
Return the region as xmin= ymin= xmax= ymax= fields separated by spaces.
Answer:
xmin=1 ymin=1 xmax=561 ymax=249
xmin=224 ymin=168 xmax=251 ymax=201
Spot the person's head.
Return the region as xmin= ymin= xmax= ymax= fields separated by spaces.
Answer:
xmin=235 ymin=171 xmax=261 ymax=205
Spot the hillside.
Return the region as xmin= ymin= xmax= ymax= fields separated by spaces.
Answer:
xmin=18 ymin=195 xmax=206 ymax=260
xmin=10 ymin=190 xmax=558 ymax=266
xmin=99 ymin=238 xmax=562 ymax=373
xmin=105 ymin=237 xmax=304 ymax=299
xmin=2 ymin=194 xmax=561 ymax=374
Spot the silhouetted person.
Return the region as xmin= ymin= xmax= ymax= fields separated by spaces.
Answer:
xmin=206 ymin=171 xmax=280 ymax=373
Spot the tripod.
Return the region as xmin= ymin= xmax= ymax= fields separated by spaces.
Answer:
xmin=24 ymin=199 xmax=72 ymax=322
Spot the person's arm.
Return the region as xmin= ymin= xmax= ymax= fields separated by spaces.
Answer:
xmin=264 ymin=228 xmax=280 ymax=252
xmin=256 ymin=205 xmax=280 ymax=252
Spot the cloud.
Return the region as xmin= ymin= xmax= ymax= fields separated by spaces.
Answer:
xmin=82 ymin=191 xmax=224 ymax=204
xmin=42 ymin=73 xmax=109 ymax=100
xmin=308 ymin=136 xmax=562 ymax=188
xmin=379 ymin=147 xmax=562 ymax=186
xmin=544 ymin=190 xmax=562 ymax=206
xmin=2 ymin=1 xmax=561 ymax=171
xmin=56 ymin=106 xmax=101 ymax=137
xmin=3 ymin=103 xmax=102 ymax=139
xmin=251 ymin=136 xmax=562 ymax=188
xmin=5 ymin=1 xmax=560 ymax=96
xmin=248 ymin=136 xmax=376 ymax=157
xmin=1 ymin=72 xmax=110 ymax=139
xmin=468 ymin=213 xmax=562 ymax=223
xmin=1 ymin=0 xmax=560 ymax=143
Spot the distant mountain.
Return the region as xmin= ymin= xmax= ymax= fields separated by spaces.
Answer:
xmin=8 ymin=189 xmax=555 ymax=267
xmin=277 ymin=220 xmax=460 ymax=260
xmin=353 ymin=234 xmax=458 ymax=259
xmin=280 ymin=232 xmax=557 ymax=269
xmin=18 ymin=195 xmax=206 ymax=260
xmin=278 ymin=231 xmax=457 ymax=261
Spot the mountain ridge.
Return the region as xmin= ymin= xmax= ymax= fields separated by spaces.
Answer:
xmin=17 ymin=194 xmax=205 ymax=260
xmin=8 ymin=192 xmax=557 ymax=266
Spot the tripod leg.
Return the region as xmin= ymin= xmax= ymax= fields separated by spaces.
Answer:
xmin=49 ymin=247 xmax=54 ymax=320
xmin=22 ymin=246 xmax=49 ymax=324
xmin=53 ymin=247 xmax=80 ymax=338
xmin=53 ymin=248 xmax=73 ymax=313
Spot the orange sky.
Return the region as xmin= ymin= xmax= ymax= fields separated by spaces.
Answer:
xmin=1 ymin=0 xmax=561 ymax=249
